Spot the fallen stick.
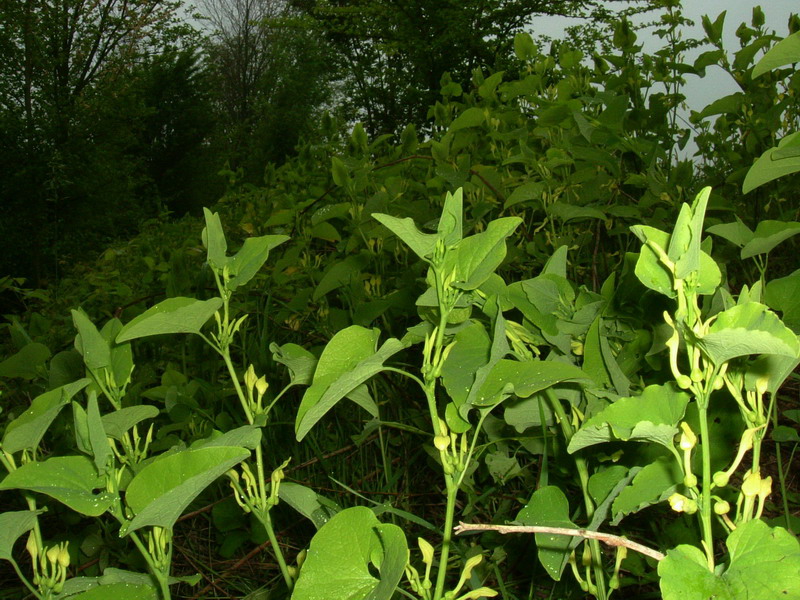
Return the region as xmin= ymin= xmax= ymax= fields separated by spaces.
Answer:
xmin=453 ymin=521 xmax=665 ymax=562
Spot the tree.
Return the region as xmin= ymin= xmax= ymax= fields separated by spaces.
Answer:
xmin=199 ymin=0 xmax=334 ymax=179
xmin=290 ymin=0 xmax=641 ymax=135
xmin=0 ymin=0 xmax=191 ymax=283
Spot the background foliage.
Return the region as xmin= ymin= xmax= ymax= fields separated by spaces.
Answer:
xmin=1 ymin=1 xmax=800 ymax=599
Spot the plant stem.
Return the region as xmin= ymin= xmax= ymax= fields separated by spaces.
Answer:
xmin=220 ymin=348 xmax=253 ymax=424
xmin=546 ymin=390 xmax=607 ymax=599
xmin=263 ymin=509 xmax=294 ymax=590
xmin=771 ymin=397 xmax=794 ymax=531
xmin=128 ymin=531 xmax=171 ymax=600
xmin=9 ymin=558 xmax=44 ymax=600
xmin=433 ymin=477 xmax=457 ymax=600
xmin=697 ymin=404 xmax=715 ymax=570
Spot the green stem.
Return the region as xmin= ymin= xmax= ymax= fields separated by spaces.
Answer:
xmin=255 ymin=445 xmax=269 ymax=509
xmin=697 ymin=403 xmax=715 ymax=570
xmin=220 ymin=348 xmax=253 ymax=424
xmin=128 ymin=531 xmax=170 ymax=600
xmin=9 ymin=558 xmax=44 ymax=600
xmin=546 ymin=390 xmax=607 ymax=599
xmin=263 ymin=510 xmax=294 ymax=590
xmin=254 ymin=445 xmax=292 ymax=588
xmin=433 ymin=477 xmax=457 ymax=600
xmin=772 ymin=397 xmax=793 ymax=531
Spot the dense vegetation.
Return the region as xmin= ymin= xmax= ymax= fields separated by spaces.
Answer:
xmin=1 ymin=1 xmax=800 ymax=599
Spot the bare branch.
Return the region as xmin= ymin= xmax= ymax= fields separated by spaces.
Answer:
xmin=454 ymin=521 xmax=666 ymax=562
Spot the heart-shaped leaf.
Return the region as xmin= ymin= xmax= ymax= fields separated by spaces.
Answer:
xmin=659 ymin=520 xmax=800 ymax=599
xmin=291 ymin=506 xmax=407 ymax=600
xmin=122 ymin=446 xmax=249 ymax=535
xmin=116 ymin=297 xmax=223 ymax=342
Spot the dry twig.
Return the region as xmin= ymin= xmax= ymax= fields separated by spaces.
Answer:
xmin=454 ymin=522 xmax=665 ymax=562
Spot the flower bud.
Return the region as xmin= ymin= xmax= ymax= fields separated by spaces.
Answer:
xmin=418 ymin=537 xmax=434 ymax=566
xmin=742 ymin=471 xmax=762 ymax=498
xmin=46 ymin=545 xmax=60 ymax=566
xmin=25 ymin=532 xmax=38 ymax=559
xmin=713 ymin=471 xmax=729 ymax=488
xmin=57 ymin=543 xmax=70 ymax=569
xmin=714 ymin=500 xmax=730 ymax=515
xmin=758 ymin=475 xmax=773 ymax=500
xmin=244 ymin=364 xmax=257 ymax=391
xmin=668 ymin=493 xmax=688 ymax=513
xmin=679 ymin=422 xmax=697 ymax=450
xmin=255 ymin=376 xmax=268 ymax=398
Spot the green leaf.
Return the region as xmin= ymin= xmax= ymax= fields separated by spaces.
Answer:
xmin=313 ymin=253 xmax=370 ymax=301
xmin=746 ymin=353 xmax=800 ymax=396
xmin=64 ymin=583 xmax=158 ymax=600
xmin=291 ymin=506 xmax=407 ymax=600
xmin=451 ymin=217 xmax=522 ymax=290
xmin=669 ymin=187 xmax=711 ymax=280
xmin=514 ymin=32 xmax=537 ymax=61
xmin=331 ymin=156 xmax=350 ymax=187
xmin=346 ymin=384 xmax=378 ymax=418
xmin=270 ymin=343 xmax=317 ymax=385
xmin=449 ymin=107 xmax=485 ymax=132
xmin=296 ymin=327 xmax=404 ymax=441
xmin=0 ymin=342 xmax=50 ymax=379
xmin=611 ymin=456 xmax=682 ymax=524
xmin=583 ymin=316 xmax=630 ymax=396
xmin=631 ymin=225 xmax=721 ymax=297
xmin=569 ymin=384 xmax=690 ymax=453
xmin=473 ymin=359 xmax=590 ymax=408
xmin=441 ymin=321 xmax=491 ymax=423
xmin=550 ymin=202 xmax=605 ymax=223
xmin=202 ymin=208 xmax=227 ymax=269
xmin=72 ymin=309 xmax=111 ymax=370
xmin=122 ymin=446 xmax=249 ymax=535
xmin=503 ymin=181 xmax=544 ymax=210
xmin=772 ymin=425 xmax=800 ymax=442
xmin=49 ymin=349 xmax=84 ymax=388
xmin=0 ymin=456 xmax=113 ymax=516
xmin=0 ymin=511 xmax=38 ymax=561
xmin=631 ymin=225 xmax=673 ymax=297
xmin=697 ymin=302 xmax=800 ymax=365
xmin=372 ymin=213 xmax=438 ymax=260
xmin=192 ymin=425 xmax=261 ymax=450
xmin=516 ymin=486 xmax=576 ymax=580
xmin=503 ymin=394 xmax=555 ymax=431
xmin=370 ymin=524 xmax=408 ymax=600
xmin=707 ymin=218 xmax=753 ymax=248
xmin=2 ymin=379 xmax=90 ymax=453
xmin=696 ymin=93 xmax=745 ymax=119
xmin=740 ymin=220 xmax=800 ymax=259
xmin=658 ymin=520 xmax=800 ymax=600
xmin=752 ymin=31 xmax=800 ymax=78
xmin=588 ymin=465 xmax=630 ymax=507
xmin=437 ymin=188 xmax=463 ymax=247
xmin=765 ymin=269 xmax=800 ymax=331
xmin=226 ymin=235 xmax=288 ymax=291
xmin=743 ymin=131 xmax=800 ymax=193
xmin=86 ymin=393 xmax=111 ymax=475
xmin=101 ymin=405 xmax=160 ymax=440
xmin=116 ymin=297 xmax=223 ymax=342
xmin=279 ymin=482 xmax=340 ymax=529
